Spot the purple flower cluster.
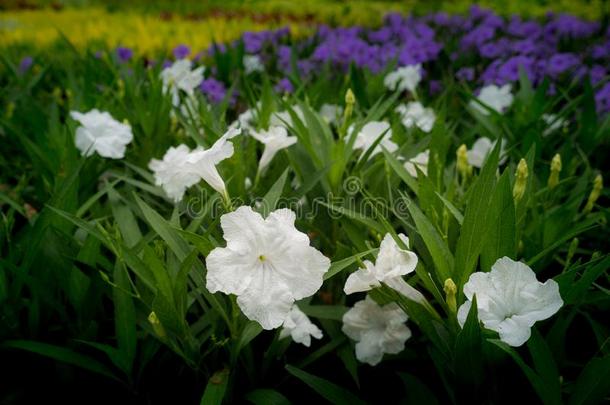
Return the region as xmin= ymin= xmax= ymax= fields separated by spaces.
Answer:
xmin=199 ymin=78 xmax=227 ymax=104
xmin=195 ymin=6 xmax=609 ymax=113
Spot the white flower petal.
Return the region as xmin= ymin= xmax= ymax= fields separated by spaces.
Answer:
xmin=280 ymin=305 xmax=323 ymax=347
xmin=344 ymin=261 xmax=380 ymax=294
xmin=70 ymin=109 xmax=133 ymax=159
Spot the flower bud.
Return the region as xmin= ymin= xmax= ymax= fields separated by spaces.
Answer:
xmin=584 ymin=174 xmax=603 ymax=213
xmin=443 ymin=278 xmax=457 ymax=313
xmin=548 ymin=153 xmax=562 ymax=190
xmin=345 ymin=88 xmax=356 ymax=106
xmin=566 ymin=237 xmax=578 ymax=266
xmin=340 ymin=88 xmax=356 ymax=139
xmin=513 ymin=158 xmax=528 ymax=202
xmin=148 ymin=311 xmax=166 ymax=339
xmin=456 ymin=144 xmax=472 ymax=180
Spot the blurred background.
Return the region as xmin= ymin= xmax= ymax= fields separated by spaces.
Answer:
xmin=1 ymin=0 xmax=608 ymax=55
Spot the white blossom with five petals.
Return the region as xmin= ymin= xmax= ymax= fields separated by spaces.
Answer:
xmin=384 ymin=64 xmax=422 ymax=93
xmin=149 ymin=128 xmax=240 ymax=202
xmin=395 ymin=101 xmax=436 ymax=133
xmin=206 ymin=206 xmax=330 ymax=330
xmin=70 ymin=109 xmax=133 ymax=159
xmin=470 ymin=84 xmax=514 ymax=115
xmin=160 ymin=59 xmax=205 ymax=107
xmin=342 ymin=296 xmax=412 ymax=366
xmin=279 ymin=305 xmax=323 ymax=347
xmin=457 ymin=256 xmax=563 ymax=347
xmin=350 ymin=121 xmax=397 ymax=158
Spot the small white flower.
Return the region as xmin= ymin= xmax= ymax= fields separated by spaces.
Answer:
xmin=384 ymin=64 xmax=422 ymax=93
xmin=206 ymin=206 xmax=330 ymax=330
xmin=243 ymin=55 xmax=265 ymax=74
xmin=457 ymin=257 xmax=563 ymax=347
xmin=542 ymin=113 xmax=565 ymax=136
xmin=149 ymin=128 xmax=240 ymax=202
xmin=342 ymin=296 xmax=412 ymax=366
xmin=395 ymin=102 xmax=436 ymax=133
xmin=250 ymin=126 xmax=297 ymax=173
xmin=184 ymin=128 xmax=241 ymax=195
xmin=403 ymin=150 xmax=429 ymax=177
xmin=229 ymin=107 xmax=258 ymax=132
xmin=470 ymin=84 xmax=514 ymax=115
xmin=466 ymin=137 xmax=507 ymax=168
xmin=344 ymin=234 xmax=423 ymax=303
xmin=350 ymin=121 xmax=397 ymax=158
xmin=149 ymin=144 xmax=201 ymax=202
xmin=160 ymin=59 xmax=205 ymax=107
xmin=319 ymin=103 xmax=343 ymax=124
xmin=279 ymin=305 xmax=323 ymax=347
xmin=70 ymin=109 xmax=133 ymax=159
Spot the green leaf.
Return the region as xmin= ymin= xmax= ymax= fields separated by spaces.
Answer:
xmin=285 ymin=364 xmax=365 ymax=405
xmin=398 ymin=372 xmax=440 ymax=405
xmin=258 ymin=168 xmax=289 ymax=217
xmin=569 ymin=355 xmax=610 ymax=405
xmin=245 ymin=389 xmax=290 ymax=405
xmin=201 ymin=368 xmax=230 ymax=405
xmin=401 ymin=191 xmax=453 ymax=282
xmin=2 ymin=340 xmax=120 ymax=382
xmin=324 ymin=248 xmax=377 ymax=280
xmin=113 ymin=261 xmax=137 ymax=375
xmin=454 ymin=296 xmax=483 ymax=384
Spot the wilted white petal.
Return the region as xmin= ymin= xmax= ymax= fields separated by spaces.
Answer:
xmin=280 ymin=305 xmax=323 ymax=347
xmin=457 ymin=256 xmax=563 ymax=347
xmin=70 ymin=109 xmax=133 ymax=159
xmin=342 ymin=296 xmax=411 ymax=366
xmin=205 ymin=206 xmax=330 ymax=330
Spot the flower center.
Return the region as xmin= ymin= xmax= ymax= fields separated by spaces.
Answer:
xmin=258 ymin=255 xmax=266 ymax=262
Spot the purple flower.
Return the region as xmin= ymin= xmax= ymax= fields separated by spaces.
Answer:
xmin=116 ymin=46 xmax=133 ymax=63
xmin=199 ymin=78 xmax=226 ymax=104
xmin=594 ymin=82 xmax=610 ymax=114
xmin=546 ymin=53 xmax=580 ymax=77
xmin=590 ymin=65 xmax=607 ymax=84
xmin=173 ymin=44 xmax=191 ymax=60
xmin=275 ymin=78 xmax=294 ymax=94
xmin=161 ymin=59 xmax=172 ymax=69
xmin=429 ymin=80 xmax=442 ymax=95
xmin=456 ymin=67 xmax=475 ymax=82
xmin=497 ymin=56 xmax=536 ymax=83
xmin=18 ymin=56 xmax=33 ymax=74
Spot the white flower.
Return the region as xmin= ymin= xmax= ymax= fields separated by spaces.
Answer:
xmin=342 ymin=296 xmax=412 ymax=366
xmin=229 ymin=107 xmax=258 ymax=132
xmin=149 ymin=128 xmax=240 ymax=202
xmin=384 ymin=64 xmax=422 ymax=93
xmin=542 ymin=113 xmax=565 ymax=136
xmin=206 ymin=206 xmax=330 ymax=330
xmin=395 ymin=102 xmax=436 ymax=133
xmin=70 ymin=109 xmax=133 ymax=159
xmin=279 ymin=305 xmax=323 ymax=347
xmin=457 ymin=257 xmax=563 ymax=347
xmin=350 ymin=121 xmax=397 ymax=158
xmin=470 ymin=84 xmax=514 ymax=115
xmin=149 ymin=145 xmax=201 ymax=202
xmin=184 ymin=128 xmax=241 ymax=195
xmin=319 ymin=103 xmax=343 ymax=124
xmin=243 ymin=55 xmax=264 ymax=74
xmin=403 ymin=150 xmax=429 ymax=177
xmin=160 ymin=59 xmax=205 ymax=107
xmin=344 ymin=234 xmax=423 ymax=303
xmin=250 ymin=126 xmax=297 ymax=173
xmin=466 ymin=137 xmax=507 ymax=168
